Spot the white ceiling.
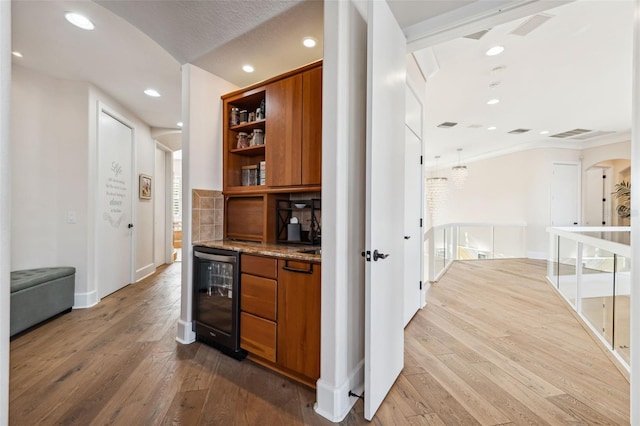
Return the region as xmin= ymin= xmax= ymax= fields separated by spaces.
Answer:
xmin=10 ymin=0 xmax=635 ymax=162
xmin=420 ymin=0 xmax=634 ymax=168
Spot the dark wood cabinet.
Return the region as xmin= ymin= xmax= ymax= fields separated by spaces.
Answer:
xmin=277 ymin=259 xmax=321 ymax=382
xmin=266 ymin=74 xmax=303 ymax=187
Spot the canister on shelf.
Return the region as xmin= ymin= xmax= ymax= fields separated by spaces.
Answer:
xmin=236 ymin=132 xmax=249 ymax=149
xmin=253 ymin=129 xmax=264 ymax=146
xmin=239 ymin=110 xmax=248 ymax=124
xmin=230 ymin=107 xmax=239 ymax=126
xmin=242 ymin=165 xmax=258 ymax=186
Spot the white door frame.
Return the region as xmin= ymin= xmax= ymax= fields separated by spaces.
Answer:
xmin=155 ymin=141 xmax=174 ymax=265
xmin=550 ymin=161 xmax=581 ymax=226
xmin=95 ymin=102 xmax=135 ymax=299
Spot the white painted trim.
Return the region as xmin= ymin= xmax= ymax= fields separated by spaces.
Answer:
xmin=135 ymin=263 xmax=155 ymax=282
xmin=176 ymin=319 xmax=195 ymax=344
xmin=627 ymin=2 xmax=639 ymax=420
xmin=1 ymin=3 xmax=11 ymax=424
xmin=73 ymin=290 xmax=99 ymax=309
xmin=315 ymin=360 xmax=364 ymax=422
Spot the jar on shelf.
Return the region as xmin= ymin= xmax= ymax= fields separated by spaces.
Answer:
xmin=236 ymin=132 xmax=249 ymax=149
xmin=230 ymin=107 xmax=239 ymax=126
xmin=239 ymin=110 xmax=248 ymax=124
xmin=253 ymin=129 xmax=264 ymax=146
xmin=242 ymin=165 xmax=258 ymax=186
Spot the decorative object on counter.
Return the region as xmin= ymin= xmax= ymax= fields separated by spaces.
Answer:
xmin=451 ymin=148 xmax=468 ymax=188
xmin=276 ymin=198 xmax=321 ymax=244
xmin=236 ymin=132 xmax=249 ymax=149
xmin=287 ymin=217 xmax=301 ymax=241
xmin=259 ymin=161 xmax=266 ymax=185
xmin=239 ymin=109 xmax=248 ymax=124
xmin=230 ymin=107 xmax=239 ymax=126
xmin=241 ymin=165 xmax=258 ymax=186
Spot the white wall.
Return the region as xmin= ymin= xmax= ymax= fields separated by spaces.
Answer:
xmin=11 ymin=64 xmax=157 ymax=308
xmin=316 ymin=0 xmax=368 ymax=421
xmin=177 ymin=64 xmax=237 ymax=344
xmin=1 ymin=2 xmax=11 ymax=423
xmin=11 ymin=65 xmax=89 ymax=281
xmin=437 ymin=148 xmax=581 ymax=258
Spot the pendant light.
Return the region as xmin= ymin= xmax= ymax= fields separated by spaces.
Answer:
xmin=451 ymin=148 xmax=468 ymax=188
xmin=426 ymin=156 xmax=448 ymax=215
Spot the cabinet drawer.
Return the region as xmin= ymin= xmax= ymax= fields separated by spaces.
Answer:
xmin=241 ymin=274 xmax=277 ymax=321
xmin=241 ymin=254 xmax=277 ymax=279
xmin=240 ymin=312 xmax=276 ymax=362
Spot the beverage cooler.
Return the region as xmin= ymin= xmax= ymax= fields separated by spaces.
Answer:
xmin=192 ymin=246 xmax=246 ymax=359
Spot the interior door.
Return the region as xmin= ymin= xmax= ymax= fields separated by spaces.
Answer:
xmin=97 ymin=108 xmax=134 ymax=298
xmin=404 ymin=126 xmax=422 ymax=326
xmin=155 ymin=146 xmax=167 ymax=266
xmin=550 ymin=162 xmax=580 ymax=226
xmin=364 ymin=0 xmax=406 ymax=420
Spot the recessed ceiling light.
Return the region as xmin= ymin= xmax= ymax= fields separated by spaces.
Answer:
xmin=303 ymin=37 xmax=317 ymax=48
xmin=487 ymin=99 xmax=500 ymax=105
xmin=12 ymin=51 xmax=23 ymax=58
xmin=242 ymin=64 xmax=254 ymax=73
xmin=488 ymin=126 xmax=497 ymax=130
xmin=540 ymin=130 xmax=549 ymax=135
xmin=65 ymin=12 xmax=95 ymax=30
xmin=144 ymin=89 xmax=161 ymax=97
xmin=485 ymin=45 xmax=505 ymax=56
xmin=177 ymin=122 xmax=183 ymax=128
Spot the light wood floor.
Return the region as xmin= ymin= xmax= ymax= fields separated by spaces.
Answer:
xmin=10 ymin=259 xmax=629 ymax=425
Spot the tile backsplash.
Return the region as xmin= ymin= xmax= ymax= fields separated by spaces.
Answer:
xmin=192 ymin=189 xmax=224 ymax=242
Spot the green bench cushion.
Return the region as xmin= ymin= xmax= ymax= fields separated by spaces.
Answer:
xmin=11 ymin=267 xmax=76 ymax=293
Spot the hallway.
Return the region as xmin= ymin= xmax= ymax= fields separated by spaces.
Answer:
xmin=9 ymin=259 xmax=629 ymax=424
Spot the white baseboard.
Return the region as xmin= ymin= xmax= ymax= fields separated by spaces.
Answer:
xmin=527 ymin=251 xmax=547 ymax=260
xmin=176 ymin=319 xmax=196 ymax=344
xmin=136 ymin=263 xmax=156 ymax=282
xmin=315 ymin=359 xmax=364 ymax=422
xmin=73 ymin=290 xmax=99 ymax=309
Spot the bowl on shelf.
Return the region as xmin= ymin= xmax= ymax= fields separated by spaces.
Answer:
xmin=293 ymin=203 xmax=307 ymax=208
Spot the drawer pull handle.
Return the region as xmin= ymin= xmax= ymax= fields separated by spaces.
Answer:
xmin=283 ymin=261 xmax=314 ymax=274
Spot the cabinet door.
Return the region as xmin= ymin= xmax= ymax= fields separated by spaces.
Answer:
xmin=266 ymin=74 xmax=302 ymax=187
xmin=302 ymin=66 xmax=322 ymax=186
xmin=277 ymin=260 xmax=321 ymax=380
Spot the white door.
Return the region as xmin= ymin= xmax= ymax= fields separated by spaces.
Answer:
xmin=585 ymin=166 xmax=607 ymax=226
xmin=97 ymin=108 xmax=134 ymax=298
xmin=550 ymin=162 xmax=580 ymax=226
xmin=364 ymin=0 xmax=406 ymax=420
xmin=155 ymin=146 xmax=167 ymax=266
xmin=403 ymin=126 xmax=422 ymax=326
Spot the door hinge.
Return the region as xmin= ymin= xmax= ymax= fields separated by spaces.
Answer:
xmin=420 ymin=155 xmax=423 ymax=165
xmin=361 ymin=251 xmax=371 ymax=262
xmin=419 ymin=218 xmax=423 ymax=228
xmin=419 ymin=280 xmax=423 ymax=290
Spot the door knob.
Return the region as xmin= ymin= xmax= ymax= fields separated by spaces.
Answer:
xmin=373 ymin=250 xmax=389 ymax=261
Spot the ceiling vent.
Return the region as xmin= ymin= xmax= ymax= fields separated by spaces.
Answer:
xmin=508 ymin=128 xmax=531 ymax=134
xmin=510 ymin=14 xmax=553 ymax=37
xmin=571 ymin=130 xmax=615 ymax=140
xmin=437 ymin=122 xmax=458 ymax=128
xmin=550 ymin=128 xmax=592 ymax=138
xmin=463 ymin=29 xmax=491 ymax=40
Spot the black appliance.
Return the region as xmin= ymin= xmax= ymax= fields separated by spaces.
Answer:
xmin=192 ymin=246 xmax=246 ymax=359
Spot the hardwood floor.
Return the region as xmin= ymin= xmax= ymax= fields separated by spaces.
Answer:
xmin=10 ymin=259 xmax=629 ymax=425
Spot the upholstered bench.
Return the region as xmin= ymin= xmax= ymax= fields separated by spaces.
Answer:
xmin=10 ymin=267 xmax=75 ymax=336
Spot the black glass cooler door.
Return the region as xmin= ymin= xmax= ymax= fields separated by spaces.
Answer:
xmin=196 ymin=256 xmax=234 ymax=334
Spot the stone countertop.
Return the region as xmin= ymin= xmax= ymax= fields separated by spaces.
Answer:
xmin=195 ymin=240 xmax=321 ymax=263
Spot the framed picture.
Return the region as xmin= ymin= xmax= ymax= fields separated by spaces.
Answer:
xmin=139 ymin=174 xmax=152 ymax=199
